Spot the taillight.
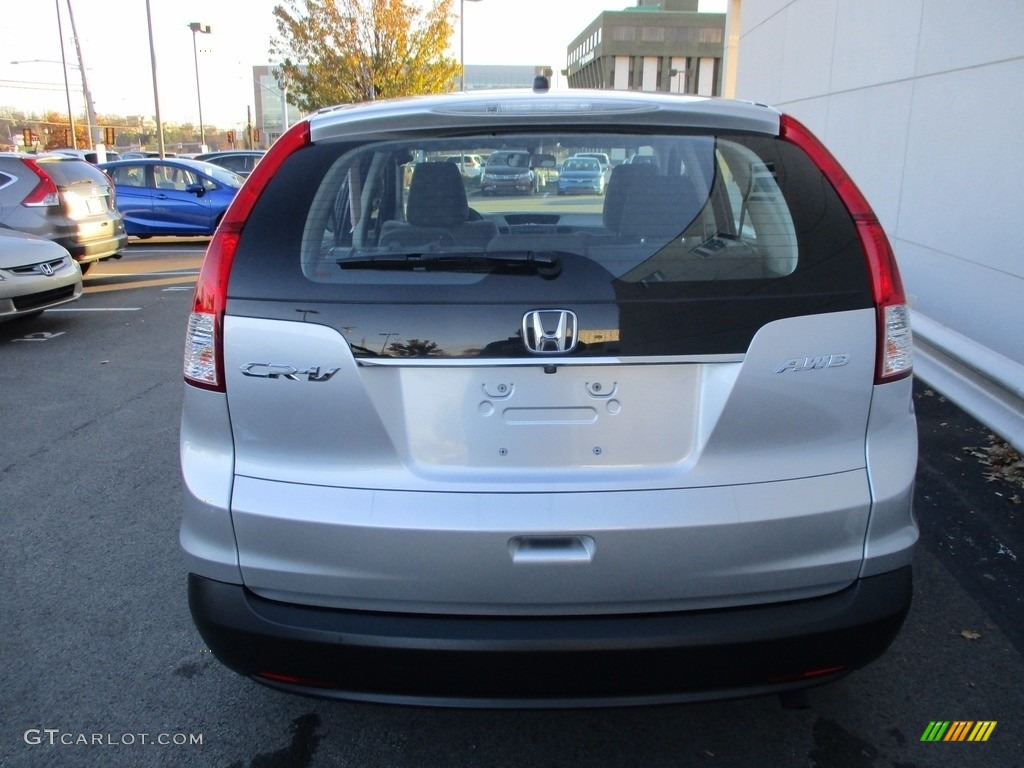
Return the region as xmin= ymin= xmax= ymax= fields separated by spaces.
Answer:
xmin=779 ymin=114 xmax=912 ymax=384
xmin=20 ymin=159 xmax=61 ymax=207
xmin=183 ymin=119 xmax=312 ymax=391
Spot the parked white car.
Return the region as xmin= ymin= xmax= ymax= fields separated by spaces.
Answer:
xmin=0 ymin=229 xmax=82 ymax=321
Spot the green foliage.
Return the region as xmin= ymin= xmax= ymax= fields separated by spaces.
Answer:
xmin=270 ymin=0 xmax=460 ymax=110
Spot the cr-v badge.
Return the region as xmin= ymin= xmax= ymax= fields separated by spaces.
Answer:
xmin=239 ymin=363 xmax=341 ymax=382
xmin=522 ymin=310 xmax=578 ymax=354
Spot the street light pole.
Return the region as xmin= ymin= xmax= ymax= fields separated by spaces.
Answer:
xmin=188 ymin=22 xmax=212 ymax=150
xmin=144 ymin=0 xmax=165 ymax=158
xmin=459 ymin=0 xmax=482 ymax=92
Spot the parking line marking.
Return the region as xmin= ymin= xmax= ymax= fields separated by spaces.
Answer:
xmin=84 ymin=275 xmax=198 ymax=294
xmin=94 ymin=270 xmax=200 ymax=277
xmin=46 ymin=307 xmax=142 ymax=312
xmin=125 ymin=248 xmax=208 ymax=255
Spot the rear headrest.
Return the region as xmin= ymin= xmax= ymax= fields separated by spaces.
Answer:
xmin=618 ymin=176 xmax=708 ymax=239
xmin=407 ymin=162 xmax=469 ymax=227
xmin=602 ymin=164 xmax=658 ymax=232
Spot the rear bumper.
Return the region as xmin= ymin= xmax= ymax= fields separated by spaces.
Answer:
xmin=188 ymin=566 xmax=912 ymax=707
xmin=480 ymin=178 xmax=532 ymax=194
xmin=559 ymin=183 xmax=602 ymax=195
xmin=58 ymin=230 xmax=127 ymax=262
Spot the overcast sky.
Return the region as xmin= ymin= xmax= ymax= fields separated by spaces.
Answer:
xmin=0 ymin=0 xmax=726 ymax=129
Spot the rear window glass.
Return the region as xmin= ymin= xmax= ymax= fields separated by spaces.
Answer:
xmin=37 ymin=157 xmax=110 ymax=186
xmin=192 ymin=163 xmax=244 ymax=186
xmin=287 ymin=133 xmax=801 ymax=286
xmin=230 ymin=130 xmax=872 ymax=357
xmin=486 ymin=151 xmax=531 ymax=168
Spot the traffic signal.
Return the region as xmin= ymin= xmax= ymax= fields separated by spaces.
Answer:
xmin=252 ymin=130 xmax=259 ymax=143
xmin=227 ymin=130 xmax=235 ymax=144
xmin=103 ymin=126 xmax=116 ymax=146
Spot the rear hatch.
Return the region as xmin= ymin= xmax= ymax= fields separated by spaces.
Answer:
xmin=36 ymin=155 xmax=123 ymax=247
xmin=201 ymin=110 xmax=895 ymax=615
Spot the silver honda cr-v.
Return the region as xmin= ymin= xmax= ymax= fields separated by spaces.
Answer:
xmin=181 ymin=84 xmax=917 ymax=707
xmin=0 ymin=152 xmax=127 ymax=273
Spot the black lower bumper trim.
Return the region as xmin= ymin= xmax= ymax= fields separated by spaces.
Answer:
xmin=188 ymin=568 xmax=911 ymax=707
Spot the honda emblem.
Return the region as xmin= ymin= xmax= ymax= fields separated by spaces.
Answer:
xmin=522 ymin=310 xmax=578 ymax=354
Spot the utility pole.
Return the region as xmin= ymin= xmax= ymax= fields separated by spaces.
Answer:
xmin=64 ymin=0 xmax=100 ymax=147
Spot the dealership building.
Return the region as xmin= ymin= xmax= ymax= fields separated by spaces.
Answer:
xmin=565 ymin=0 xmax=726 ymax=95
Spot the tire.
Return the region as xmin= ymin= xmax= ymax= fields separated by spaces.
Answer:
xmin=79 ymin=261 xmax=92 ymax=275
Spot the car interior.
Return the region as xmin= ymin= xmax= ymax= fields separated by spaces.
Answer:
xmin=299 ymin=132 xmax=798 ymax=286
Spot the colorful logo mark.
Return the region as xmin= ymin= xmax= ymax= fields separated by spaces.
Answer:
xmin=920 ymin=721 xmax=997 ymax=742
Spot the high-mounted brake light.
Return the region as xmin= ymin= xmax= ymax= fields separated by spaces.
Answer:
xmin=20 ymin=158 xmax=61 ymax=207
xmin=183 ymin=120 xmax=312 ymax=391
xmin=779 ymin=114 xmax=912 ymax=384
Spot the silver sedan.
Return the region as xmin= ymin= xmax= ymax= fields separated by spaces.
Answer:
xmin=0 ymin=229 xmax=82 ymax=321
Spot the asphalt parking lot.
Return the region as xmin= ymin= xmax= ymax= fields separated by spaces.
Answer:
xmin=912 ymin=384 xmax=1023 ymax=654
xmin=0 ymin=245 xmax=1021 ymax=767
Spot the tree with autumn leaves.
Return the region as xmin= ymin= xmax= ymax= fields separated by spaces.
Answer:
xmin=270 ymin=0 xmax=460 ymax=110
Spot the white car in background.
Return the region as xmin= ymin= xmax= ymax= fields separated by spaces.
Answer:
xmin=0 ymin=229 xmax=82 ymax=321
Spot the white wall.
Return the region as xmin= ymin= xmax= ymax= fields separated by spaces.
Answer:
xmin=734 ymin=0 xmax=1024 ymax=449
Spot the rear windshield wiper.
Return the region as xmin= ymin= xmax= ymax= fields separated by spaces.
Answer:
xmin=336 ymin=250 xmax=563 ymax=279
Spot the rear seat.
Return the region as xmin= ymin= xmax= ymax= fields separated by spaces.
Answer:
xmin=588 ymin=172 xmax=787 ymax=282
xmin=586 ymin=173 xmax=706 ymax=277
xmin=601 ymin=164 xmax=658 ymax=234
xmin=379 ymin=162 xmax=496 ymax=248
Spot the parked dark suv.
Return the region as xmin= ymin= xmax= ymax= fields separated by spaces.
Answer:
xmin=0 ymin=152 xmax=126 ymax=273
xmin=181 ymin=86 xmax=917 ymax=707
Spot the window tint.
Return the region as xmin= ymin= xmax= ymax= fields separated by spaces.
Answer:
xmin=198 ymin=164 xmax=244 ymax=187
xmin=153 ymin=165 xmax=198 ymax=191
xmin=234 ymin=130 xmax=872 ymax=307
xmin=216 ymin=156 xmax=254 ymax=174
xmin=35 ymin=158 xmax=109 ymax=186
xmin=229 ymin=131 xmax=871 ymax=357
xmin=110 ymin=165 xmax=146 ymax=187
xmin=562 ymin=159 xmax=600 ymax=172
xmin=281 ymin=134 xmax=800 ymax=287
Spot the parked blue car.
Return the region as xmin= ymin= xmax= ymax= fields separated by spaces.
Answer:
xmin=557 ymin=157 xmax=606 ymax=196
xmin=99 ymin=158 xmax=242 ymax=237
